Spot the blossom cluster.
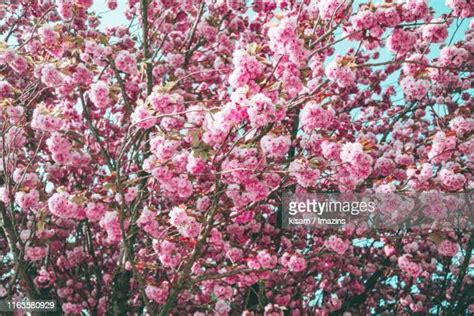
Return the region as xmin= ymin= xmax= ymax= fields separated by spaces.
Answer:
xmin=0 ymin=0 xmax=472 ymax=315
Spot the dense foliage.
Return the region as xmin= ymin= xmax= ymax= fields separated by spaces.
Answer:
xmin=0 ymin=0 xmax=473 ymax=314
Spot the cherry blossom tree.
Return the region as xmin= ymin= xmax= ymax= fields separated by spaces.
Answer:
xmin=0 ymin=0 xmax=473 ymax=314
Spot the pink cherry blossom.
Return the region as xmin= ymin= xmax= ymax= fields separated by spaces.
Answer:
xmin=247 ymin=93 xmax=277 ymax=128
xmin=25 ymin=246 xmax=48 ymax=262
xmin=145 ymin=282 xmax=169 ymax=305
xmin=449 ymin=116 xmax=474 ymax=136
xmin=400 ymin=76 xmax=430 ymax=100
xmin=428 ymin=131 xmax=456 ymax=164
xmin=325 ymin=235 xmax=350 ymax=255
xmin=318 ymin=0 xmax=350 ymax=20
xmin=115 ymin=50 xmax=138 ymax=75
xmin=89 ymin=81 xmax=111 ymax=108
xmin=439 ymin=168 xmax=466 ymax=191
xmin=256 ymin=250 xmax=278 ymax=269
xmin=85 ymin=201 xmax=107 ymax=222
xmin=325 ymin=59 xmax=356 ymax=88
xmin=268 ymin=17 xmax=307 ymax=66
xmin=41 ymin=64 xmax=64 ymax=87
xmin=387 ymin=28 xmax=417 ymax=55
xmin=289 ymin=159 xmax=320 ymax=188
xmin=15 ymin=189 xmax=39 ymax=211
xmin=260 ymin=134 xmax=291 ymax=159
xmin=0 ymin=1 xmax=471 ymax=314
xmin=398 ymin=254 xmax=422 ymax=278
xmin=439 ymin=46 xmax=469 ymax=67
xmin=300 ymin=102 xmax=334 ymax=132
xmin=228 ymin=49 xmax=263 ymax=89
xmin=288 ymin=255 xmax=307 ymax=273
xmin=99 ymin=211 xmax=122 ymax=244
xmin=438 ymin=240 xmax=459 ymax=257
xmin=446 ymin=0 xmax=474 ymax=17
